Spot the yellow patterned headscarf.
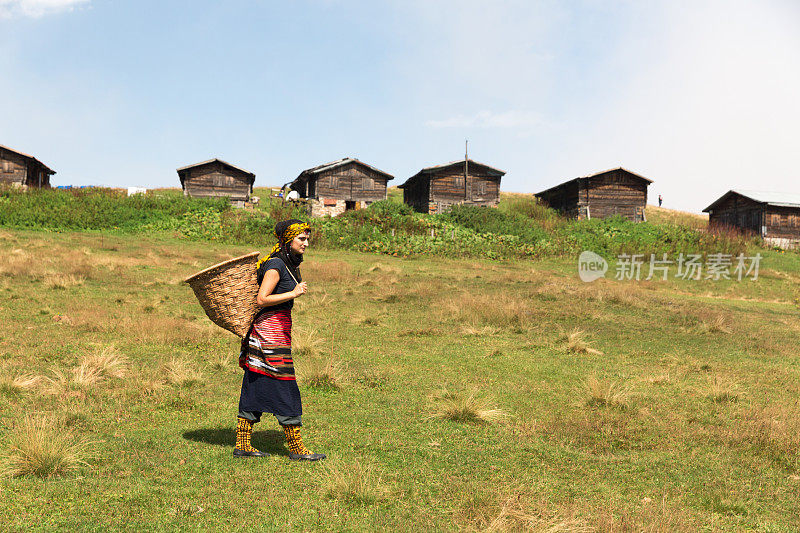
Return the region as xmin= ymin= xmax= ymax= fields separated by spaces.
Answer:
xmin=256 ymin=221 xmax=310 ymax=270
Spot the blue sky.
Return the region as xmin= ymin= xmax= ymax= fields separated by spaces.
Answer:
xmin=1 ymin=0 xmax=798 ymax=212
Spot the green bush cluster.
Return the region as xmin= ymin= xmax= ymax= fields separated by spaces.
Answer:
xmin=0 ymin=186 xmax=759 ymax=260
xmin=0 ymin=187 xmax=228 ymax=233
xmin=556 ymin=216 xmax=754 ymax=259
xmin=441 ymin=204 xmax=550 ymax=245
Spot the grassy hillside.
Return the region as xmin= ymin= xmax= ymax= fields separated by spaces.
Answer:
xmin=1 ymin=228 xmax=800 ymax=530
xmin=645 ymin=205 xmax=709 ymax=230
xmin=0 ymin=186 xmax=762 ymax=261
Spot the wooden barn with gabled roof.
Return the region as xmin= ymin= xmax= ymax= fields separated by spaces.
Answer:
xmin=177 ymin=158 xmax=255 ymax=204
xmin=703 ymin=190 xmax=800 ymax=249
xmin=289 ymin=157 xmax=394 ymax=217
xmin=0 ymin=144 xmax=55 ymax=189
xmin=399 ymin=158 xmax=505 ymax=214
xmin=536 ymin=167 xmax=651 ymax=222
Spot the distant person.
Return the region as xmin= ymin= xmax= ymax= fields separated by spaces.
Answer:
xmin=234 ymin=219 xmax=326 ymax=461
xmin=658 ymin=194 xmax=663 ymax=207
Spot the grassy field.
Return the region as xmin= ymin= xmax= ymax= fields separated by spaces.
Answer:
xmin=1 ymin=225 xmax=800 ymax=531
xmin=645 ymin=205 xmax=709 ymax=230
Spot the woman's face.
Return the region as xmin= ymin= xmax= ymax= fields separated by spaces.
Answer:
xmin=290 ymin=231 xmax=310 ymax=255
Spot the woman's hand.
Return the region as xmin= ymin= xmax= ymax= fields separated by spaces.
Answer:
xmin=293 ymin=282 xmax=308 ymax=298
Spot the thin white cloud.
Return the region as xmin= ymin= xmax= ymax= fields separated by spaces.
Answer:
xmin=0 ymin=0 xmax=89 ymax=18
xmin=426 ymin=110 xmax=544 ymax=130
xmin=550 ymin=1 xmax=800 ymax=212
xmin=404 ymin=0 xmax=800 ymax=212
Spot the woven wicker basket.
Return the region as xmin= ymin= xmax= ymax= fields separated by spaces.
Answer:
xmin=184 ymin=251 xmax=261 ymax=338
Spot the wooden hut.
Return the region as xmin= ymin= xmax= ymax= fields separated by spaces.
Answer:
xmin=399 ymin=159 xmax=505 ymax=214
xmin=0 ymin=144 xmax=55 ymax=189
xmin=289 ymin=157 xmax=394 ymax=217
xmin=703 ymin=190 xmax=800 ymax=248
xmin=177 ymin=158 xmax=255 ymax=204
xmin=536 ymin=167 xmax=651 ymax=222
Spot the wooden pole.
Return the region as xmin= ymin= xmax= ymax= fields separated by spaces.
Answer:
xmin=464 ymin=140 xmax=468 ymax=199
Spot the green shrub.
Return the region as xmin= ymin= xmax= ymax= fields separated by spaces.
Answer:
xmin=440 ymin=204 xmax=550 ymax=246
xmin=0 ymin=187 xmax=761 ymax=260
xmin=0 ymin=187 xmax=228 ymax=233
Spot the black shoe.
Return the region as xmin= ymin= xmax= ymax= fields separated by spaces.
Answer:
xmin=233 ymin=447 xmax=269 ymax=458
xmin=288 ymin=452 xmax=326 ymax=461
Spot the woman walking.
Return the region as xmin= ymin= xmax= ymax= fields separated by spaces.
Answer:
xmin=234 ymin=219 xmax=326 ymax=461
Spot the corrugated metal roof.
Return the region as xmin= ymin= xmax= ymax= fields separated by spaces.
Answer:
xmin=732 ymin=190 xmax=800 ymax=208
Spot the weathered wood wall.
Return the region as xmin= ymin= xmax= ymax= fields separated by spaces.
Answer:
xmin=538 ymin=169 xmax=648 ymax=221
xmin=181 ymin=162 xmax=252 ymax=201
xmin=708 ymin=194 xmax=764 ymax=235
xmin=764 ymin=206 xmax=800 ymax=239
xmin=403 ymin=162 xmax=502 ymax=214
xmin=585 ymin=169 xmax=648 ymax=221
xmin=0 ymin=149 xmax=52 ymax=188
xmin=0 ymin=150 xmax=28 ymax=187
xmin=708 ymin=194 xmax=800 ymax=240
xmin=402 ymin=177 xmax=429 ymax=213
xmin=312 ymin=162 xmax=389 ymax=202
xmin=538 ymin=180 xmax=581 ymax=219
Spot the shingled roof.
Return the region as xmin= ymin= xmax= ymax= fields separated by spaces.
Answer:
xmin=176 ymin=158 xmax=255 ymax=178
xmin=399 ymin=158 xmax=505 ymax=188
xmin=0 ymin=144 xmax=56 ymax=175
xmin=292 ymin=157 xmax=394 ymax=184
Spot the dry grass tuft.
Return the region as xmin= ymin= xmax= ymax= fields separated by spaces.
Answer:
xmin=306 ymin=290 xmax=331 ymax=307
xmin=71 ymin=309 xmax=214 ymax=344
xmin=442 ymin=292 xmax=532 ymax=329
xmin=42 ymin=371 xmax=72 ymax=396
xmin=302 ymin=260 xmax=353 ymax=283
xmin=0 ymin=415 xmax=92 ymax=478
xmin=695 ymin=313 xmax=732 ymax=334
xmin=44 ymin=274 xmax=86 ymax=289
xmin=72 ymin=361 xmax=104 ymax=387
xmin=72 ymin=347 xmax=129 ymax=387
xmin=0 ymin=249 xmax=32 ymax=278
xmin=564 ymin=329 xmax=604 ymax=355
xmin=292 ymin=328 xmax=324 ymax=357
xmin=134 ymin=374 xmax=168 ymax=396
xmin=460 ymin=325 xmax=501 ymax=336
xmin=593 ymin=495 xmax=700 ymax=532
xmin=0 ymin=374 xmax=44 ymax=395
xmin=321 ymin=460 xmax=389 ymax=504
xmin=297 ymin=355 xmax=346 ymax=390
xmin=704 ymin=375 xmax=739 ymax=403
xmin=736 ymin=404 xmax=800 ymax=470
xmin=211 ymin=354 xmax=234 ymax=372
xmin=585 ymin=374 xmax=630 ymax=410
xmin=480 ymin=495 xmax=591 ymax=533
xmin=429 ymin=389 xmax=509 ymax=424
xmin=164 ymin=358 xmax=203 ymax=387
xmin=366 ymin=262 xmax=400 ymax=275
xmin=645 ymin=373 xmax=672 ymax=386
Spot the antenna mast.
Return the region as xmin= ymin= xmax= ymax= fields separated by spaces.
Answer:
xmin=464 ymin=139 xmax=468 ymax=197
